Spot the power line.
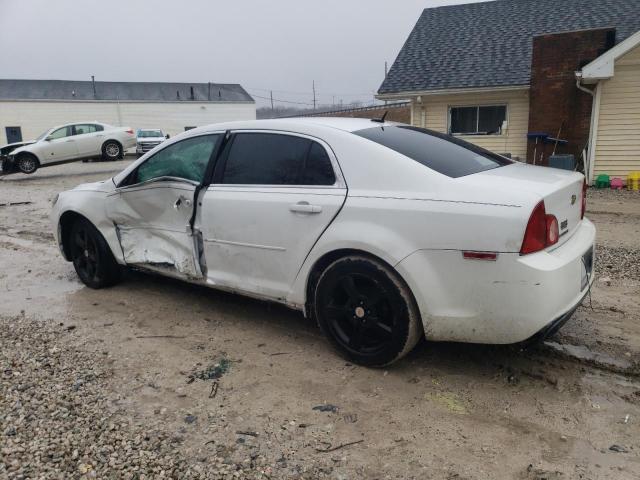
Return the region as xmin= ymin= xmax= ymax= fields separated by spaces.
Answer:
xmin=247 ymin=86 xmax=376 ymax=98
xmin=250 ymin=93 xmax=316 ymax=106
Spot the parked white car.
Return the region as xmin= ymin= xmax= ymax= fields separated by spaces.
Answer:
xmin=51 ymin=118 xmax=595 ymax=366
xmin=7 ymin=122 xmax=136 ymax=174
xmin=136 ymin=129 xmax=166 ymax=157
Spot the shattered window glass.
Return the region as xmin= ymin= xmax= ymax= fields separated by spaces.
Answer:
xmin=136 ymin=134 xmax=219 ymax=184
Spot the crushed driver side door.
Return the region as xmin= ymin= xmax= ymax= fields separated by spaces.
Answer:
xmin=105 ymin=133 xmax=220 ymax=279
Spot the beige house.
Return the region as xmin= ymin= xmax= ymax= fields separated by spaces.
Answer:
xmin=578 ymin=31 xmax=640 ymax=182
xmin=377 ymin=0 xmax=640 ymax=183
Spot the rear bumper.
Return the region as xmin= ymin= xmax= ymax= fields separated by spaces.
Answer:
xmin=520 ymin=285 xmax=588 ymax=346
xmin=396 ymin=218 xmax=596 ymax=344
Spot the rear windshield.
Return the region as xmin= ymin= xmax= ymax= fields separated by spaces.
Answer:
xmin=353 ymin=126 xmax=512 ymax=178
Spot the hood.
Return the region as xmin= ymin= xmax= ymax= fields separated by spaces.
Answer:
xmin=137 ymin=136 xmax=165 ymax=141
xmin=7 ymin=142 xmax=38 ymax=156
xmin=3 ymin=140 xmax=34 ymax=149
xmin=72 ymin=180 xmax=116 ymax=193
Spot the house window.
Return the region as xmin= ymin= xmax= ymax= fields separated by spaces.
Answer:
xmin=449 ymin=105 xmax=507 ymax=135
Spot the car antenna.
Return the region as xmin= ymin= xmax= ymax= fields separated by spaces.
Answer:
xmin=371 ymin=111 xmax=389 ymax=123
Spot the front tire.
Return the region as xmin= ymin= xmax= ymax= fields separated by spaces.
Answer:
xmin=102 ymin=141 xmax=122 ymax=161
xmin=69 ymin=218 xmax=121 ymax=288
xmin=16 ymin=154 xmax=39 ymax=174
xmin=313 ymin=255 xmax=422 ymax=367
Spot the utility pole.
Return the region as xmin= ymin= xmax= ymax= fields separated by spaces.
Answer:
xmin=270 ymin=90 xmax=274 ymax=116
xmin=312 ymin=80 xmax=316 ymax=111
xmin=332 ymin=95 xmax=335 ymax=108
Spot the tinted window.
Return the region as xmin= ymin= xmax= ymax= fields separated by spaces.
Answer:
xmin=48 ymin=126 xmax=72 ymax=140
xmin=136 ymin=134 xmax=219 ymax=184
xmin=74 ymin=124 xmax=100 ymax=135
xmin=223 ymin=133 xmax=310 ymax=185
xmin=300 ymin=142 xmax=335 ymax=185
xmin=353 ymin=126 xmax=512 ymax=178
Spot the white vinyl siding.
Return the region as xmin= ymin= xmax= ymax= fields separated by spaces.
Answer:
xmin=410 ymin=89 xmax=530 ymax=161
xmin=0 ymin=101 xmax=256 ymax=145
xmin=593 ymin=45 xmax=640 ymax=180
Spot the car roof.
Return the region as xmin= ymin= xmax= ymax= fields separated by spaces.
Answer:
xmin=190 ymin=117 xmax=399 ymax=135
xmin=47 ymin=121 xmax=108 ymax=131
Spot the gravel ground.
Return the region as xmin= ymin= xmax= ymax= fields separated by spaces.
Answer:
xmin=0 ymin=316 xmax=269 ymax=480
xmin=596 ymin=245 xmax=640 ymax=281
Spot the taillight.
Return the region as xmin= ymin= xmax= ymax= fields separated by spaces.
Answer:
xmin=126 ymin=128 xmax=134 ymax=135
xmin=546 ymin=215 xmax=559 ymax=245
xmin=581 ymin=179 xmax=587 ymax=219
xmin=520 ymin=201 xmax=558 ymax=255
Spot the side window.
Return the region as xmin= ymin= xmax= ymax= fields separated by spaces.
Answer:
xmin=48 ymin=126 xmax=71 ymax=140
xmin=135 ymin=134 xmax=219 ymax=184
xmin=95 ymin=124 xmax=104 ymax=132
xmin=222 ymin=133 xmax=311 ymax=185
xmin=300 ymin=142 xmax=336 ymax=185
xmin=73 ymin=124 xmax=98 ymax=135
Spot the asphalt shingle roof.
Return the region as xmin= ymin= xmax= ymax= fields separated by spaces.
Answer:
xmin=379 ymin=0 xmax=640 ymax=94
xmin=0 ymin=79 xmax=254 ymax=103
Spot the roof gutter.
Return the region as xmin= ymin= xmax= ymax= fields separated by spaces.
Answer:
xmin=376 ymin=84 xmax=530 ymax=100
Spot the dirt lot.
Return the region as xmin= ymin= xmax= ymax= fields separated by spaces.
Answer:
xmin=1 ymin=162 xmax=639 ymax=479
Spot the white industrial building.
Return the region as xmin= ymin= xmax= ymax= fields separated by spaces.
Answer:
xmin=0 ymin=79 xmax=255 ymax=145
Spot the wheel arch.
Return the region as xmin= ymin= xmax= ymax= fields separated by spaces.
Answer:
xmin=59 ymin=211 xmax=94 ymax=260
xmin=57 ymin=208 xmax=123 ymax=265
xmin=102 ymin=138 xmax=123 ymax=154
xmin=16 ymin=150 xmax=40 ymax=164
xmin=303 ymin=248 xmax=420 ymax=321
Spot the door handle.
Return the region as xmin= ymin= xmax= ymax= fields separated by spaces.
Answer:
xmin=173 ymin=196 xmax=192 ymax=209
xmin=290 ymin=202 xmax=322 ymax=214
xmin=65 ymin=139 xmax=75 ymax=143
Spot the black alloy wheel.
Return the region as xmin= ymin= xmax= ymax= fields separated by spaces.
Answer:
xmin=69 ymin=218 xmax=121 ymax=288
xmin=314 ymin=256 xmax=421 ymax=366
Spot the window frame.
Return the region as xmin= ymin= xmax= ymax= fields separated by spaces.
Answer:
xmin=448 ymin=104 xmax=508 ymax=136
xmin=212 ymin=130 xmax=345 ymax=189
xmin=116 ymin=132 xmax=224 ymax=189
xmin=72 ymin=124 xmax=101 ymax=136
xmin=47 ymin=126 xmax=73 ymax=140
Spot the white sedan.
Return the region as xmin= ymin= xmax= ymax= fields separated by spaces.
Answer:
xmin=51 ymin=118 xmax=595 ymax=366
xmin=7 ymin=122 xmax=136 ymax=174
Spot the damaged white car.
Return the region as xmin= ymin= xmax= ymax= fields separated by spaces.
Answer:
xmin=51 ymin=118 xmax=595 ymax=366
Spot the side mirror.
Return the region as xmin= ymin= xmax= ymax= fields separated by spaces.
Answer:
xmin=165 ymin=134 xmax=170 ymax=139
xmin=44 ymin=136 xmax=52 ymax=141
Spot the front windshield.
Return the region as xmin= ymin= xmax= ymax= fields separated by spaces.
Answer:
xmin=138 ymin=130 xmax=163 ymax=138
xmin=35 ymin=129 xmax=51 ymax=142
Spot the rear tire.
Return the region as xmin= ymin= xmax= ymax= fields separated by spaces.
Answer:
xmin=69 ymin=218 xmax=121 ymax=288
xmin=102 ymin=141 xmax=122 ymax=161
xmin=16 ymin=154 xmax=39 ymax=174
xmin=313 ymin=255 xmax=422 ymax=367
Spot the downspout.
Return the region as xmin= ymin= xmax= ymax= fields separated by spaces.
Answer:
xmin=575 ymin=72 xmax=598 ymax=184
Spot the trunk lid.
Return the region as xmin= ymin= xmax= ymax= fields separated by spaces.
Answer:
xmin=469 ymin=163 xmax=585 ymax=247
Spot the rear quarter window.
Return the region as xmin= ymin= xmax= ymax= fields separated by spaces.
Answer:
xmin=353 ymin=126 xmax=512 ymax=178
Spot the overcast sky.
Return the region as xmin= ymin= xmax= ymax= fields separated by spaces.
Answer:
xmin=0 ymin=0 xmax=483 ymax=108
